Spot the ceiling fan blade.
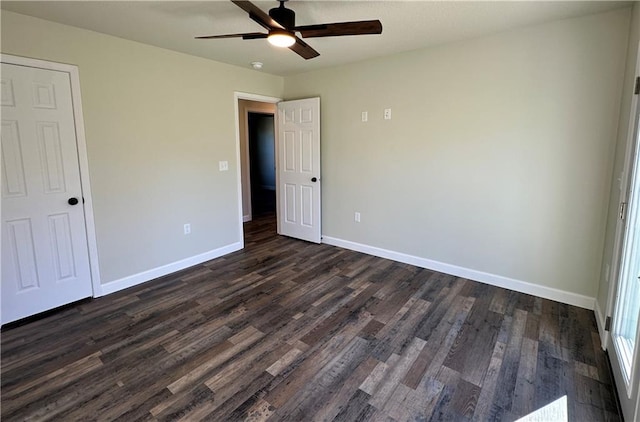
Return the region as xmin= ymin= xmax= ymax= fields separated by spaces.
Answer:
xmin=289 ymin=36 xmax=320 ymax=60
xmin=295 ymin=20 xmax=383 ymax=38
xmin=242 ymin=33 xmax=269 ymax=40
xmin=195 ymin=32 xmax=267 ymax=40
xmin=231 ymin=0 xmax=283 ymax=30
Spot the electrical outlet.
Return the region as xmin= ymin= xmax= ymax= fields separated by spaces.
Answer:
xmin=384 ymin=108 xmax=392 ymax=120
xmin=219 ymin=161 xmax=229 ymax=171
xmin=354 ymin=212 xmax=361 ymax=223
xmin=184 ymin=223 xmax=191 ymax=235
xmin=361 ymin=111 xmax=368 ymax=122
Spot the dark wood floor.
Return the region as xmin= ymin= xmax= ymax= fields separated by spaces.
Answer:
xmin=1 ymin=215 xmax=620 ymax=421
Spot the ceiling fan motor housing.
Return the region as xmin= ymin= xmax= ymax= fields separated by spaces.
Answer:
xmin=270 ymin=4 xmax=295 ymax=28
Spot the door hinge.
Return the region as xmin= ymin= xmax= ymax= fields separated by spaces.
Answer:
xmin=620 ymin=202 xmax=627 ymax=220
xmin=635 ymin=76 xmax=640 ymax=95
xmin=605 ymin=316 xmax=612 ymax=331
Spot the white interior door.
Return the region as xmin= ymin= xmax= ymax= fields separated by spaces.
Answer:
xmin=1 ymin=63 xmax=93 ymax=325
xmin=610 ymin=101 xmax=640 ymax=422
xmin=277 ymin=97 xmax=321 ymax=243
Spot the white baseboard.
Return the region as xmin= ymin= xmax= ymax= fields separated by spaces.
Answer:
xmin=322 ymin=236 xmax=595 ymax=310
xmin=98 ymin=242 xmax=242 ymax=296
xmin=243 ymin=215 xmax=251 ymax=222
xmin=594 ymin=301 xmax=609 ymax=350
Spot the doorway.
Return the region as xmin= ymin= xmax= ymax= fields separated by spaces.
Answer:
xmin=234 ymin=93 xmax=321 ymax=245
xmin=248 ymin=112 xmax=276 ymax=217
xmin=237 ymin=98 xmax=277 ymax=226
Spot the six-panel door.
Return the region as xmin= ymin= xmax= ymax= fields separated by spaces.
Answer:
xmin=277 ymin=98 xmax=321 ymax=243
xmin=1 ymin=63 xmax=92 ymax=324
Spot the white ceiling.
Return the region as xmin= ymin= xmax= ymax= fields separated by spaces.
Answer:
xmin=1 ymin=1 xmax=632 ymax=76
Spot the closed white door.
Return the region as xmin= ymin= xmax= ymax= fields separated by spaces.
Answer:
xmin=1 ymin=63 xmax=92 ymax=325
xmin=277 ymin=98 xmax=321 ymax=243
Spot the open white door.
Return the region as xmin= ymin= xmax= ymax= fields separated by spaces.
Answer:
xmin=277 ymin=97 xmax=321 ymax=243
xmin=1 ymin=62 xmax=93 ymax=324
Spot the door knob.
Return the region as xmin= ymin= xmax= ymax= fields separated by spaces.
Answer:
xmin=68 ymin=197 xmax=79 ymax=206
xmin=311 ymin=177 xmax=317 ymax=182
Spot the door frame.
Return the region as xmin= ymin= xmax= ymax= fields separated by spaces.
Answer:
xmin=0 ymin=53 xmax=102 ymax=296
xmin=233 ymin=92 xmax=281 ymax=245
xmin=602 ymin=41 xmax=640 ymax=420
xmin=603 ymin=43 xmax=640 ymax=349
xmin=240 ymin=104 xmax=277 ymax=223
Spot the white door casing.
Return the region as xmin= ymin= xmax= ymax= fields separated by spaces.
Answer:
xmin=610 ymin=103 xmax=640 ymax=422
xmin=605 ymin=41 xmax=640 ymax=422
xmin=233 ymin=92 xmax=281 ymax=246
xmin=277 ymin=98 xmax=321 ymax=243
xmin=1 ymin=61 xmax=94 ymax=324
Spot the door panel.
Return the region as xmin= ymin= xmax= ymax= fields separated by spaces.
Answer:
xmin=6 ymin=218 xmax=39 ymax=290
xmin=2 ymin=120 xmax=27 ymax=198
xmin=38 ymin=121 xmax=67 ymax=193
xmin=301 ymin=185 xmax=313 ymax=227
xmin=277 ymin=98 xmax=321 ymax=243
xmin=284 ymin=183 xmax=296 ymax=223
xmin=1 ymin=63 xmax=92 ymax=325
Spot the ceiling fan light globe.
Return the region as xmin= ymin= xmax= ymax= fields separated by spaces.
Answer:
xmin=268 ymin=31 xmax=295 ymax=48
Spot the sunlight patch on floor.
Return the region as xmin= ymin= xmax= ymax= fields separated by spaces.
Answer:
xmin=516 ymin=396 xmax=568 ymax=422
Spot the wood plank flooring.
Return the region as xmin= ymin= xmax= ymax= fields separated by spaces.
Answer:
xmin=1 ymin=215 xmax=620 ymax=421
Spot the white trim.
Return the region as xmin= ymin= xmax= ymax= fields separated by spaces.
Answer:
xmin=0 ymin=54 xmax=103 ymax=296
xmin=69 ymin=61 xmax=103 ymax=297
xmin=235 ymin=92 xmax=282 ymax=104
xmin=233 ymin=92 xmax=281 ymax=245
xmin=1 ymin=54 xmax=77 ymax=74
xmin=605 ymin=40 xmax=640 ymax=349
xmin=243 ymin=214 xmax=251 ymax=223
xmin=595 ymin=300 xmax=608 ymax=350
xmin=99 ymin=242 xmax=242 ymax=296
xmin=322 ymin=236 xmax=595 ymax=310
xmin=604 ymin=42 xmax=640 ymax=422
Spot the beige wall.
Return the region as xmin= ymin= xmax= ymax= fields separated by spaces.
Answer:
xmin=238 ymin=100 xmax=277 ymax=220
xmin=2 ymin=7 xmax=634 ymax=304
xmin=1 ymin=11 xmax=284 ymax=284
xmin=597 ymin=3 xmax=640 ymax=316
xmin=284 ymin=8 xmax=631 ymax=299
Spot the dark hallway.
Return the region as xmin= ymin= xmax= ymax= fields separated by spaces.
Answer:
xmin=248 ymin=112 xmax=276 ymax=217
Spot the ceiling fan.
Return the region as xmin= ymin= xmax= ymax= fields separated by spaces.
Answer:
xmin=196 ymin=0 xmax=383 ymax=60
